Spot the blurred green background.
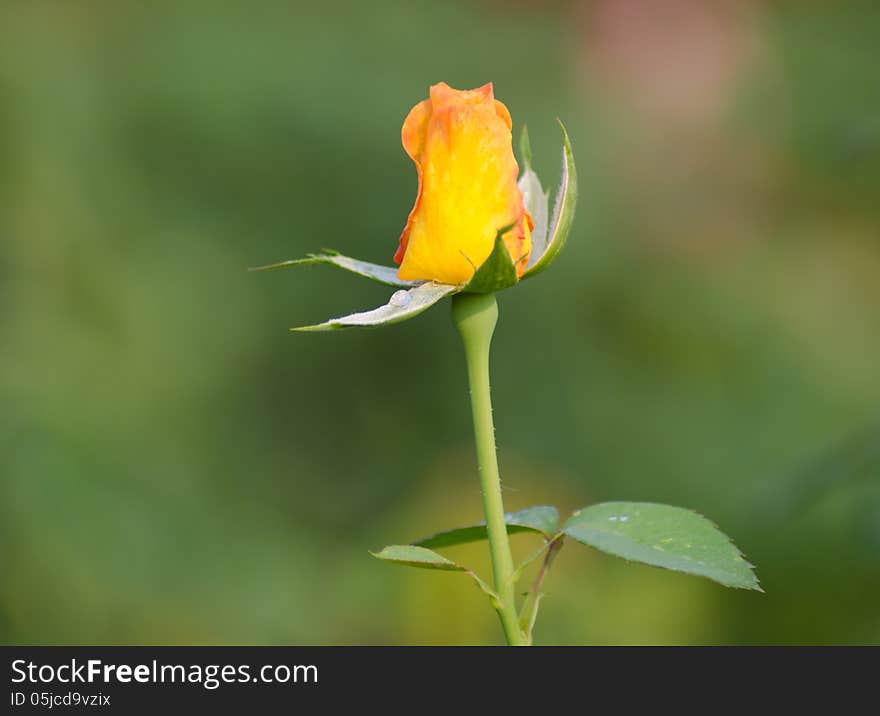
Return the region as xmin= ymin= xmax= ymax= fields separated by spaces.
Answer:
xmin=2 ymin=0 xmax=879 ymax=645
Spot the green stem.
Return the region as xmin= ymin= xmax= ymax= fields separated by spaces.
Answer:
xmin=452 ymin=292 xmax=526 ymax=646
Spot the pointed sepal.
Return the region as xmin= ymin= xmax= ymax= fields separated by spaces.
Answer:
xmin=521 ymin=120 xmax=577 ymax=279
xmin=517 ymin=126 xmax=550 ymax=261
xmin=292 ymin=281 xmax=458 ymax=331
xmin=461 ymin=223 xmax=522 ymax=294
xmin=250 ymin=250 xmax=418 ymax=288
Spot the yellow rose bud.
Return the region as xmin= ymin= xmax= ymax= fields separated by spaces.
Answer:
xmin=394 ymin=82 xmax=533 ymax=285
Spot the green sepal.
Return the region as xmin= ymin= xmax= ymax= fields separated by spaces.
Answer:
xmin=518 ymin=125 xmax=550 ymax=260
xmin=250 ymin=250 xmax=417 ymax=288
xmin=292 ymin=281 xmax=458 ymax=331
xmin=460 ymin=224 xmax=522 ymax=294
xmin=519 ymin=123 xmax=534 ymax=168
xmin=522 ymin=120 xmax=577 ymax=279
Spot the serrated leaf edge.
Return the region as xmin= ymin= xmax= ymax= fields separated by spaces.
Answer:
xmin=562 ymin=502 xmax=762 ymax=592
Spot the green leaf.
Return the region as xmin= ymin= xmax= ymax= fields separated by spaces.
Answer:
xmin=370 ymin=544 xmax=464 ymax=571
xmin=371 ymin=544 xmax=497 ymax=600
xmin=518 ymin=166 xmax=549 ymax=262
xmin=414 ymin=505 xmax=559 ymax=550
xmin=519 ymin=124 xmax=533 ymax=168
xmin=562 ymin=502 xmax=760 ymax=590
xmin=461 ymin=224 xmax=522 ymax=294
xmin=292 ymin=281 xmax=458 ymax=331
xmin=506 ymin=505 xmax=559 ymax=536
xmin=522 ymin=120 xmax=577 ymax=279
xmin=250 ymin=251 xmax=417 ymax=288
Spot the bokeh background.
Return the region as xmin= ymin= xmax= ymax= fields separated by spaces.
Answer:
xmin=2 ymin=0 xmax=879 ymax=645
